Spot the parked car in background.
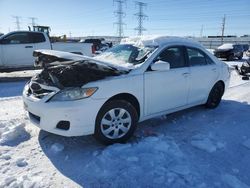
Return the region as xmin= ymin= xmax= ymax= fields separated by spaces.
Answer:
xmin=0 ymin=31 xmax=94 ymax=71
xmin=23 ymin=36 xmax=230 ymax=144
xmin=214 ymin=43 xmax=244 ymax=61
xmin=242 ymin=44 xmax=249 ymax=52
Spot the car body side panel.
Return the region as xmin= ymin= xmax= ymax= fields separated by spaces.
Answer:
xmin=85 ymin=74 xmax=144 ymax=120
xmin=144 ymin=68 xmax=190 ymax=116
xmin=188 ymin=64 xmax=220 ymax=104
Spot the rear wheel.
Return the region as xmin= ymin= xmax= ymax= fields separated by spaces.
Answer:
xmin=205 ymin=82 xmax=224 ymax=109
xmin=94 ymin=100 xmax=138 ymax=145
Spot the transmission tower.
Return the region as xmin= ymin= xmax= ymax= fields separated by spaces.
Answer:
xmin=12 ymin=16 xmax=21 ymax=30
xmin=29 ymin=17 xmax=38 ymax=27
xmin=221 ymin=15 xmax=226 ymax=44
xmin=200 ymin=25 xmax=204 ymax=37
xmin=114 ymin=0 xmax=126 ymax=38
xmin=134 ymin=1 xmax=147 ymax=36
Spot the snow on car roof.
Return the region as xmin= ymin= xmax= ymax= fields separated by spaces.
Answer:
xmin=217 ymin=43 xmax=234 ymax=50
xmin=121 ymin=35 xmax=203 ymax=48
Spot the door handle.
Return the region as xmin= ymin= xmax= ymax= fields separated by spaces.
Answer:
xmin=212 ymin=68 xmax=217 ymax=72
xmin=182 ymin=72 xmax=190 ymax=77
xmin=25 ymin=46 xmax=33 ymax=48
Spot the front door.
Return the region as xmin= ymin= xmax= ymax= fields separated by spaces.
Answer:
xmin=144 ymin=46 xmax=190 ymax=116
xmin=1 ymin=32 xmax=35 ymax=67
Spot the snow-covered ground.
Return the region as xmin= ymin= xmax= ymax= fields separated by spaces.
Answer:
xmin=0 ymin=59 xmax=250 ymax=188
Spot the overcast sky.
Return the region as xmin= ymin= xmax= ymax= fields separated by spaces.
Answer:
xmin=0 ymin=0 xmax=249 ymax=37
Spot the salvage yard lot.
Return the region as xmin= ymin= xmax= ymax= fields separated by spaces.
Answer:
xmin=0 ymin=59 xmax=250 ymax=187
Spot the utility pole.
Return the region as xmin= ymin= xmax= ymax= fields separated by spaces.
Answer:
xmin=12 ymin=16 xmax=21 ymax=30
xmin=114 ymin=0 xmax=126 ymax=38
xmin=29 ymin=17 xmax=38 ymax=27
xmin=200 ymin=25 xmax=204 ymax=37
xmin=221 ymin=15 xmax=226 ymax=44
xmin=134 ymin=1 xmax=147 ymax=36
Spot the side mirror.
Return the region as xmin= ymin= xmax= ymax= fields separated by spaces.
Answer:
xmin=151 ymin=60 xmax=170 ymax=71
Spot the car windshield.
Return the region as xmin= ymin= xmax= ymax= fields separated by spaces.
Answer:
xmin=94 ymin=44 xmax=156 ymax=68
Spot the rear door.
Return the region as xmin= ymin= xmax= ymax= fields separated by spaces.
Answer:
xmin=31 ymin=32 xmax=51 ymax=50
xmin=186 ymin=47 xmax=219 ymax=104
xmin=1 ymin=32 xmax=35 ymax=67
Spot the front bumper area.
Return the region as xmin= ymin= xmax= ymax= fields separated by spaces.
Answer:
xmin=23 ymin=84 xmax=106 ymax=137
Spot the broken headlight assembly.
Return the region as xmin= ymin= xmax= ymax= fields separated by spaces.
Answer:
xmin=50 ymin=87 xmax=98 ymax=101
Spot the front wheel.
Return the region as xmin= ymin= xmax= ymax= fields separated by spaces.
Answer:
xmin=205 ymin=82 xmax=224 ymax=109
xmin=94 ymin=100 xmax=138 ymax=145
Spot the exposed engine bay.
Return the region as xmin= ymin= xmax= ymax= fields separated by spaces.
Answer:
xmin=31 ymin=50 xmax=128 ymax=89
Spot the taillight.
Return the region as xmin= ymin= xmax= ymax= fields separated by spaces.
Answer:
xmin=91 ymin=45 xmax=96 ymax=54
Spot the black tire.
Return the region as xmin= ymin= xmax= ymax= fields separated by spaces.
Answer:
xmin=94 ymin=100 xmax=138 ymax=145
xmin=227 ymin=54 xmax=234 ymax=61
xmin=205 ymin=82 xmax=224 ymax=109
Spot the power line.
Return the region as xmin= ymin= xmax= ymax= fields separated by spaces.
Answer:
xmin=113 ymin=0 xmax=126 ymax=38
xmin=221 ymin=14 xmax=226 ymax=44
xmin=134 ymin=1 xmax=147 ymax=36
xmin=28 ymin=17 xmax=38 ymax=27
xmin=12 ymin=16 xmax=21 ymax=30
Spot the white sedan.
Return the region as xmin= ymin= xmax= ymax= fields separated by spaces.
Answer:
xmin=23 ymin=36 xmax=230 ymax=144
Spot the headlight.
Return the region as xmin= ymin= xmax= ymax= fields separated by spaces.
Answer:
xmin=50 ymin=87 xmax=98 ymax=101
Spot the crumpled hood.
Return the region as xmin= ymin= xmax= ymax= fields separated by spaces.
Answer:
xmin=33 ymin=49 xmax=130 ymax=72
xmin=32 ymin=50 xmax=128 ymax=88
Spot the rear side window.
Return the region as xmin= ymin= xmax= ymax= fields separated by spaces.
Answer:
xmin=3 ymin=32 xmax=32 ymax=44
xmin=187 ymin=48 xmax=207 ymax=66
xmin=30 ymin=33 xmax=46 ymax=43
xmin=157 ymin=46 xmax=186 ymax=69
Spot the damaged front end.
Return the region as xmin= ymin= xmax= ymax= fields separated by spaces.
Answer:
xmin=26 ymin=50 xmax=128 ymax=100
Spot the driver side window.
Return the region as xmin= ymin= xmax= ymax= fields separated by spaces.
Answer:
xmin=156 ymin=46 xmax=186 ymax=69
xmin=3 ymin=32 xmax=31 ymax=44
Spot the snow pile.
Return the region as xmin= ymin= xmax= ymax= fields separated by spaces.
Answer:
xmin=121 ymin=35 xmax=161 ymax=47
xmin=0 ymin=174 xmax=43 ymax=188
xmin=0 ymin=120 xmax=28 ymax=145
xmin=191 ymin=133 xmax=225 ymax=153
xmin=120 ymin=35 xmax=201 ymax=48
xmin=217 ymin=43 xmax=234 ymax=50
xmin=82 ymin=136 xmax=202 ymax=187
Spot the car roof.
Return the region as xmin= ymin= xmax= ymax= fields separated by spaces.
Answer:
xmin=2 ymin=31 xmax=45 ymax=36
xmin=121 ymin=35 xmax=204 ymax=48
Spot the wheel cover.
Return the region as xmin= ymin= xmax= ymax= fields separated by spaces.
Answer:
xmin=100 ymin=108 xmax=132 ymax=139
